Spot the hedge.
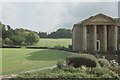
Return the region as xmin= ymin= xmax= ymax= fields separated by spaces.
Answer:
xmin=2 ymin=45 xmax=21 ymax=48
xmin=66 ymin=54 xmax=99 ymax=68
xmin=98 ymin=58 xmax=110 ymax=67
xmin=16 ymin=67 xmax=120 ymax=79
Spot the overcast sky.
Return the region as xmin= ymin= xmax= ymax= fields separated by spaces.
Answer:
xmin=1 ymin=1 xmax=119 ymax=33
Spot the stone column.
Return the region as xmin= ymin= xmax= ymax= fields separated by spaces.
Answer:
xmin=93 ymin=25 xmax=97 ymax=51
xmin=83 ymin=26 xmax=87 ymax=51
xmin=114 ymin=26 xmax=118 ymax=51
xmin=103 ymin=25 xmax=107 ymax=51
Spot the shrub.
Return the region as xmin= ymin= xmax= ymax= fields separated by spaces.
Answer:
xmin=53 ymin=45 xmax=66 ymax=50
xmin=98 ymin=58 xmax=110 ymax=67
xmin=61 ymin=65 xmax=77 ymax=73
xmin=110 ymin=60 xmax=119 ymax=67
xmin=2 ymin=45 xmax=21 ymax=48
xmin=66 ymin=54 xmax=98 ymax=68
xmin=109 ymin=66 xmax=120 ymax=76
xmin=0 ymin=37 xmax=2 ymax=46
xmin=57 ymin=59 xmax=65 ymax=69
xmin=68 ymin=45 xmax=72 ymax=49
xmin=62 ymin=65 xmax=89 ymax=74
xmin=26 ymin=46 xmax=49 ymax=49
xmin=90 ymin=67 xmax=119 ymax=78
xmin=17 ymin=66 xmax=120 ymax=79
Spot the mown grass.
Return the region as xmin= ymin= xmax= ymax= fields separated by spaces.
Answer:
xmin=34 ymin=38 xmax=72 ymax=48
xmin=2 ymin=48 xmax=71 ymax=75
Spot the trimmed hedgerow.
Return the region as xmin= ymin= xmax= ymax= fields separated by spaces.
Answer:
xmin=66 ymin=54 xmax=99 ymax=68
xmin=17 ymin=67 xmax=120 ymax=79
xmin=109 ymin=66 xmax=120 ymax=76
xmin=89 ymin=67 xmax=119 ymax=78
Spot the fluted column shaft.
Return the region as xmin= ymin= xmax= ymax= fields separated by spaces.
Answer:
xmin=114 ymin=26 xmax=118 ymax=51
xmin=103 ymin=25 xmax=107 ymax=51
xmin=93 ymin=25 xmax=97 ymax=51
xmin=83 ymin=26 xmax=87 ymax=51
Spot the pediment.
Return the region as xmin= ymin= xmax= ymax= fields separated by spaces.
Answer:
xmin=82 ymin=14 xmax=116 ymax=25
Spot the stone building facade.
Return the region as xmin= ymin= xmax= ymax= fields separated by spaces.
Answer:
xmin=72 ymin=13 xmax=120 ymax=52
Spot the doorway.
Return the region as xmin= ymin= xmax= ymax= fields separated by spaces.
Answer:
xmin=96 ymin=40 xmax=100 ymax=51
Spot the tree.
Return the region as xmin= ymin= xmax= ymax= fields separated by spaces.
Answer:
xmin=0 ymin=22 xmax=7 ymax=39
xmin=38 ymin=32 xmax=48 ymax=38
xmin=0 ymin=22 xmax=40 ymax=46
xmin=0 ymin=37 xmax=2 ymax=46
xmin=25 ymin=32 xmax=39 ymax=45
xmin=4 ymin=38 xmax=13 ymax=45
xmin=10 ymin=35 xmax=25 ymax=45
xmin=48 ymin=32 xmax=57 ymax=38
xmin=7 ymin=25 xmax=12 ymax=30
xmin=6 ymin=30 xmax=14 ymax=38
xmin=55 ymin=29 xmax=72 ymax=38
xmin=48 ymin=28 xmax=72 ymax=38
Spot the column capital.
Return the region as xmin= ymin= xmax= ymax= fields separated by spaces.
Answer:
xmin=104 ymin=25 xmax=107 ymax=27
xmin=93 ymin=25 xmax=97 ymax=28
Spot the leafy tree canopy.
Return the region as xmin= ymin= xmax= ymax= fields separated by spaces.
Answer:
xmin=38 ymin=28 xmax=72 ymax=38
xmin=25 ymin=32 xmax=39 ymax=45
xmin=0 ymin=22 xmax=40 ymax=46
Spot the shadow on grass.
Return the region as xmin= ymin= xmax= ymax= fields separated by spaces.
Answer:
xmin=26 ymin=49 xmax=70 ymax=61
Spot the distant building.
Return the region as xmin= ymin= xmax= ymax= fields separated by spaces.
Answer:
xmin=72 ymin=13 xmax=120 ymax=52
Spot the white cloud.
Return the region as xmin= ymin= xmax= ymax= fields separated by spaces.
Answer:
xmin=2 ymin=2 xmax=19 ymax=28
xmin=1 ymin=2 xmax=119 ymax=33
xmin=31 ymin=3 xmax=75 ymax=32
xmin=1 ymin=0 xmax=120 ymax=2
xmin=0 ymin=2 xmax=2 ymax=21
xmin=5 ymin=2 xmax=77 ymax=32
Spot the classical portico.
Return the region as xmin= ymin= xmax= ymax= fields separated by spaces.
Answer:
xmin=72 ymin=13 xmax=119 ymax=52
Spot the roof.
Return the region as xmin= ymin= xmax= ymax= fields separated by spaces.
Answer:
xmin=75 ymin=13 xmax=119 ymax=26
xmin=113 ymin=18 xmax=120 ymax=26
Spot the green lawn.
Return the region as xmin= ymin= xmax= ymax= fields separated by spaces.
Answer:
xmin=2 ymin=48 xmax=71 ymax=75
xmin=34 ymin=38 xmax=72 ymax=48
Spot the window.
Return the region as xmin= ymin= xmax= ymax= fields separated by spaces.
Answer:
xmin=97 ymin=27 xmax=99 ymax=34
xmin=119 ymin=44 xmax=120 ymax=50
xmin=119 ymin=26 xmax=120 ymax=34
xmin=87 ymin=28 xmax=89 ymax=33
xmin=96 ymin=40 xmax=100 ymax=51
